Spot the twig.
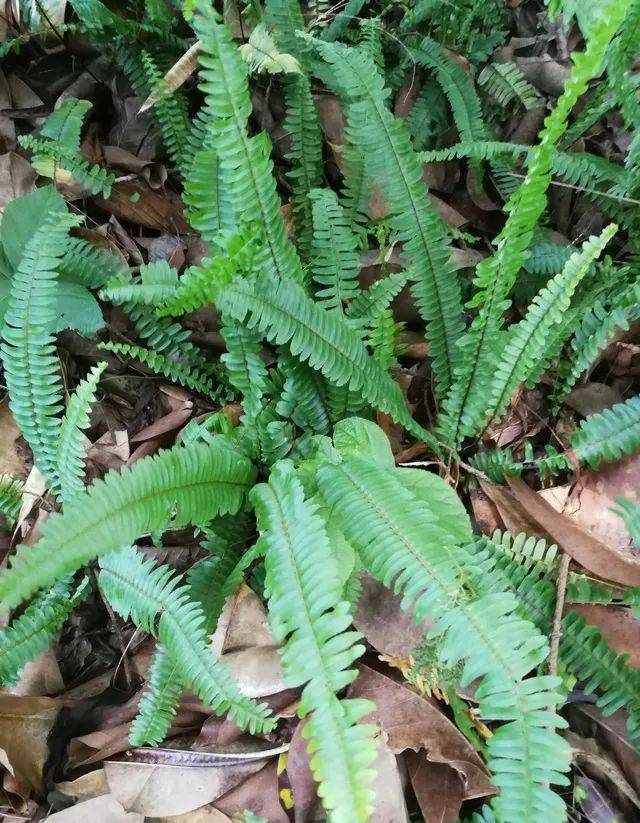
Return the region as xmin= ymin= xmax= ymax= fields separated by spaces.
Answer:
xmin=549 ymin=552 xmax=571 ymax=677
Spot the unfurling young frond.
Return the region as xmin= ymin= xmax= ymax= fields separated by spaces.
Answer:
xmin=98 ymin=342 xmax=218 ymax=399
xmin=0 ymin=440 xmax=256 ymax=612
xmin=317 ymin=452 xmax=570 ymax=823
xmin=1 ymin=204 xmax=82 ymax=486
xmin=57 ymin=362 xmax=106 ymax=503
xmin=252 ymin=462 xmax=377 ymax=823
xmin=99 ymin=546 xmax=273 ymax=735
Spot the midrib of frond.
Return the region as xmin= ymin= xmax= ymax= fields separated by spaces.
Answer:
xmin=267 ymin=488 xmax=364 ymax=811
xmin=351 ymin=77 xmax=457 ymax=391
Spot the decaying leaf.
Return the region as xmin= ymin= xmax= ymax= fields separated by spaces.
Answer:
xmin=0 ymin=695 xmax=60 ymax=793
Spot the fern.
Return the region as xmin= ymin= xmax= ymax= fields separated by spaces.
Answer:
xmin=308 ymin=37 xmax=465 ymax=401
xmin=0 ymin=578 xmax=86 ymax=686
xmin=0 ymin=475 xmax=23 ymax=527
xmin=283 ymin=74 xmax=324 ymax=260
xmin=251 ymin=461 xmax=377 ymax=823
xmin=57 ymin=363 xmax=106 ymax=503
xmin=59 ymin=237 xmax=127 ymax=290
xmin=438 ymin=0 xmax=629 ymax=446
xmin=99 ymin=546 xmax=273 ymax=735
xmin=1 ymin=207 xmax=81 ymax=486
xmin=240 ymin=24 xmax=301 ymax=75
xmin=216 ymin=272 xmax=437 ymax=447
xmin=0 ymin=440 xmax=256 ymax=612
xmin=220 ymin=321 xmax=270 ymax=420
xmin=19 ymin=98 xmax=115 ymax=197
xmin=570 ymin=393 xmax=640 ymax=467
xmin=317 ymin=456 xmax=570 ymax=822
xmin=276 ymin=354 xmax=332 ymax=434
xmin=140 ymin=50 xmax=191 ymax=169
xmin=309 ymin=188 xmax=361 ymax=314
xmin=193 ymin=4 xmax=304 ymax=284
xmin=98 ymin=342 xmax=218 ymax=399
xmin=483 ymin=225 xmax=617 ymax=428
xmin=478 ymin=62 xmax=541 ymax=110
xmin=100 ymin=261 xmax=179 ymax=306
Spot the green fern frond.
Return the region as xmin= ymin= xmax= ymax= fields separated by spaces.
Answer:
xmin=264 ymin=0 xmax=307 ymax=57
xmin=308 ymin=37 xmax=465 ymax=401
xmin=0 ymin=578 xmax=86 ymax=686
xmin=284 ymin=74 xmax=324 ymax=260
xmin=0 ymin=440 xmax=256 ymax=612
xmin=571 ymin=393 xmax=640 ymax=467
xmin=59 ymin=237 xmax=127 ymax=290
xmin=130 ymin=645 xmax=183 ymax=745
xmin=615 ymin=497 xmax=640 ymax=547
xmin=251 ymin=462 xmax=377 ymax=823
xmin=193 ymin=4 xmax=304 ymax=284
xmin=1 ymin=207 xmax=82 ymax=485
xmin=100 ymin=260 xmax=179 ymax=306
xmin=309 ymin=188 xmax=361 ymax=314
xmin=524 ymin=242 xmax=573 ymax=277
xmin=438 ymin=0 xmax=628 ymax=446
xmin=140 ymin=50 xmax=190 ymax=169
xmin=99 ymin=546 xmax=274 ymax=735
xmin=367 ymin=308 xmax=402 ymax=369
xmin=57 ymin=362 xmax=106 ymax=503
xmin=0 ymin=475 xmax=24 ymax=527
xmin=183 ymin=138 xmax=235 ymax=245
xmin=347 ymin=271 xmax=409 ymax=322
xmin=220 ymin=321 xmax=269 ymax=420
xmin=276 ymin=354 xmax=331 ymax=434
xmin=478 ymin=62 xmax=541 ymax=110
xmin=484 ymin=225 xmax=616 ymax=427
xmin=317 ymin=456 xmax=570 ymax=823
xmin=217 ymin=272 xmax=436 ymax=447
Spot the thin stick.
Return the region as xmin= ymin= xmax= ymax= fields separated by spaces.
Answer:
xmin=549 ymin=552 xmax=571 ymax=677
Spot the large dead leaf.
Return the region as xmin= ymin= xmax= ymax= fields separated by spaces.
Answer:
xmin=104 ymin=758 xmax=264 ymax=817
xmin=368 ymin=741 xmax=410 ymax=823
xmin=94 ymin=181 xmax=190 ymax=233
xmin=44 ymin=794 xmax=143 ymax=823
xmin=506 ymin=476 xmax=640 ymax=586
xmin=285 ymin=720 xmax=319 ymax=823
xmin=349 ymin=665 xmax=493 ymax=820
xmin=0 ymin=695 xmax=60 ymax=792
xmin=153 ymin=808 xmax=232 ymax=823
xmin=0 ymin=401 xmax=26 ymax=477
xmin=354 ymin=573 xmax=431 ymax=660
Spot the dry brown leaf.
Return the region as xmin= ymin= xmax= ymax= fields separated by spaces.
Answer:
xmin=6 ymin=648 xmax=63 ymax=697
xmin=369 ymin=741 xmax=410 ymax=823
xmin=212 ymin=584 xmax=275 ymax=657
xmin=0 ymin=153 xmax=36 ymax=212
xmin=153 ymin=808 xmax=233 ymax=823
xmin=129 ymin=405 xmax=193 ymax=443
xmin=214 ymin=762 xmax=288 ymax=822
xmin=285 ymin=720 xmax=319 ymax=823
xmin=105 ymin=758 xmax=264 ymax=817
xmin=0 ymin=695 xmax=60 ymax=793
xmin=43 ymin=794 xmax=143 ymax=823
xmin=406 ymin=753 xmax=473 ymax=823
xmin=56 ymin=768 xmax=109 ymax=802
xmin=222 ymin=647 xmax=287 ymax=699
xmin=354 ymin=573 xmax=431 ymax=660
xmin=479 ymin=480 xmax=544 ymax=537
xmin=94 ymin=181 xmax=190 ymax=233
xmin=506 ymin=476 xmax=640 ymax=585
xmin=0 ymin=401 xmax=26 ymax=478
xmin=568 ymin=731 xmax=640 ymax=816
xmin=349 ymin=665 xmax=493 ymax=816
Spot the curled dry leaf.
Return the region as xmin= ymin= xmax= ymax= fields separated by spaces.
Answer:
xmin=0 ymin=695 xmax=60 ymax=793
xmin=348 ymin=665 xmax=493 ymax=822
